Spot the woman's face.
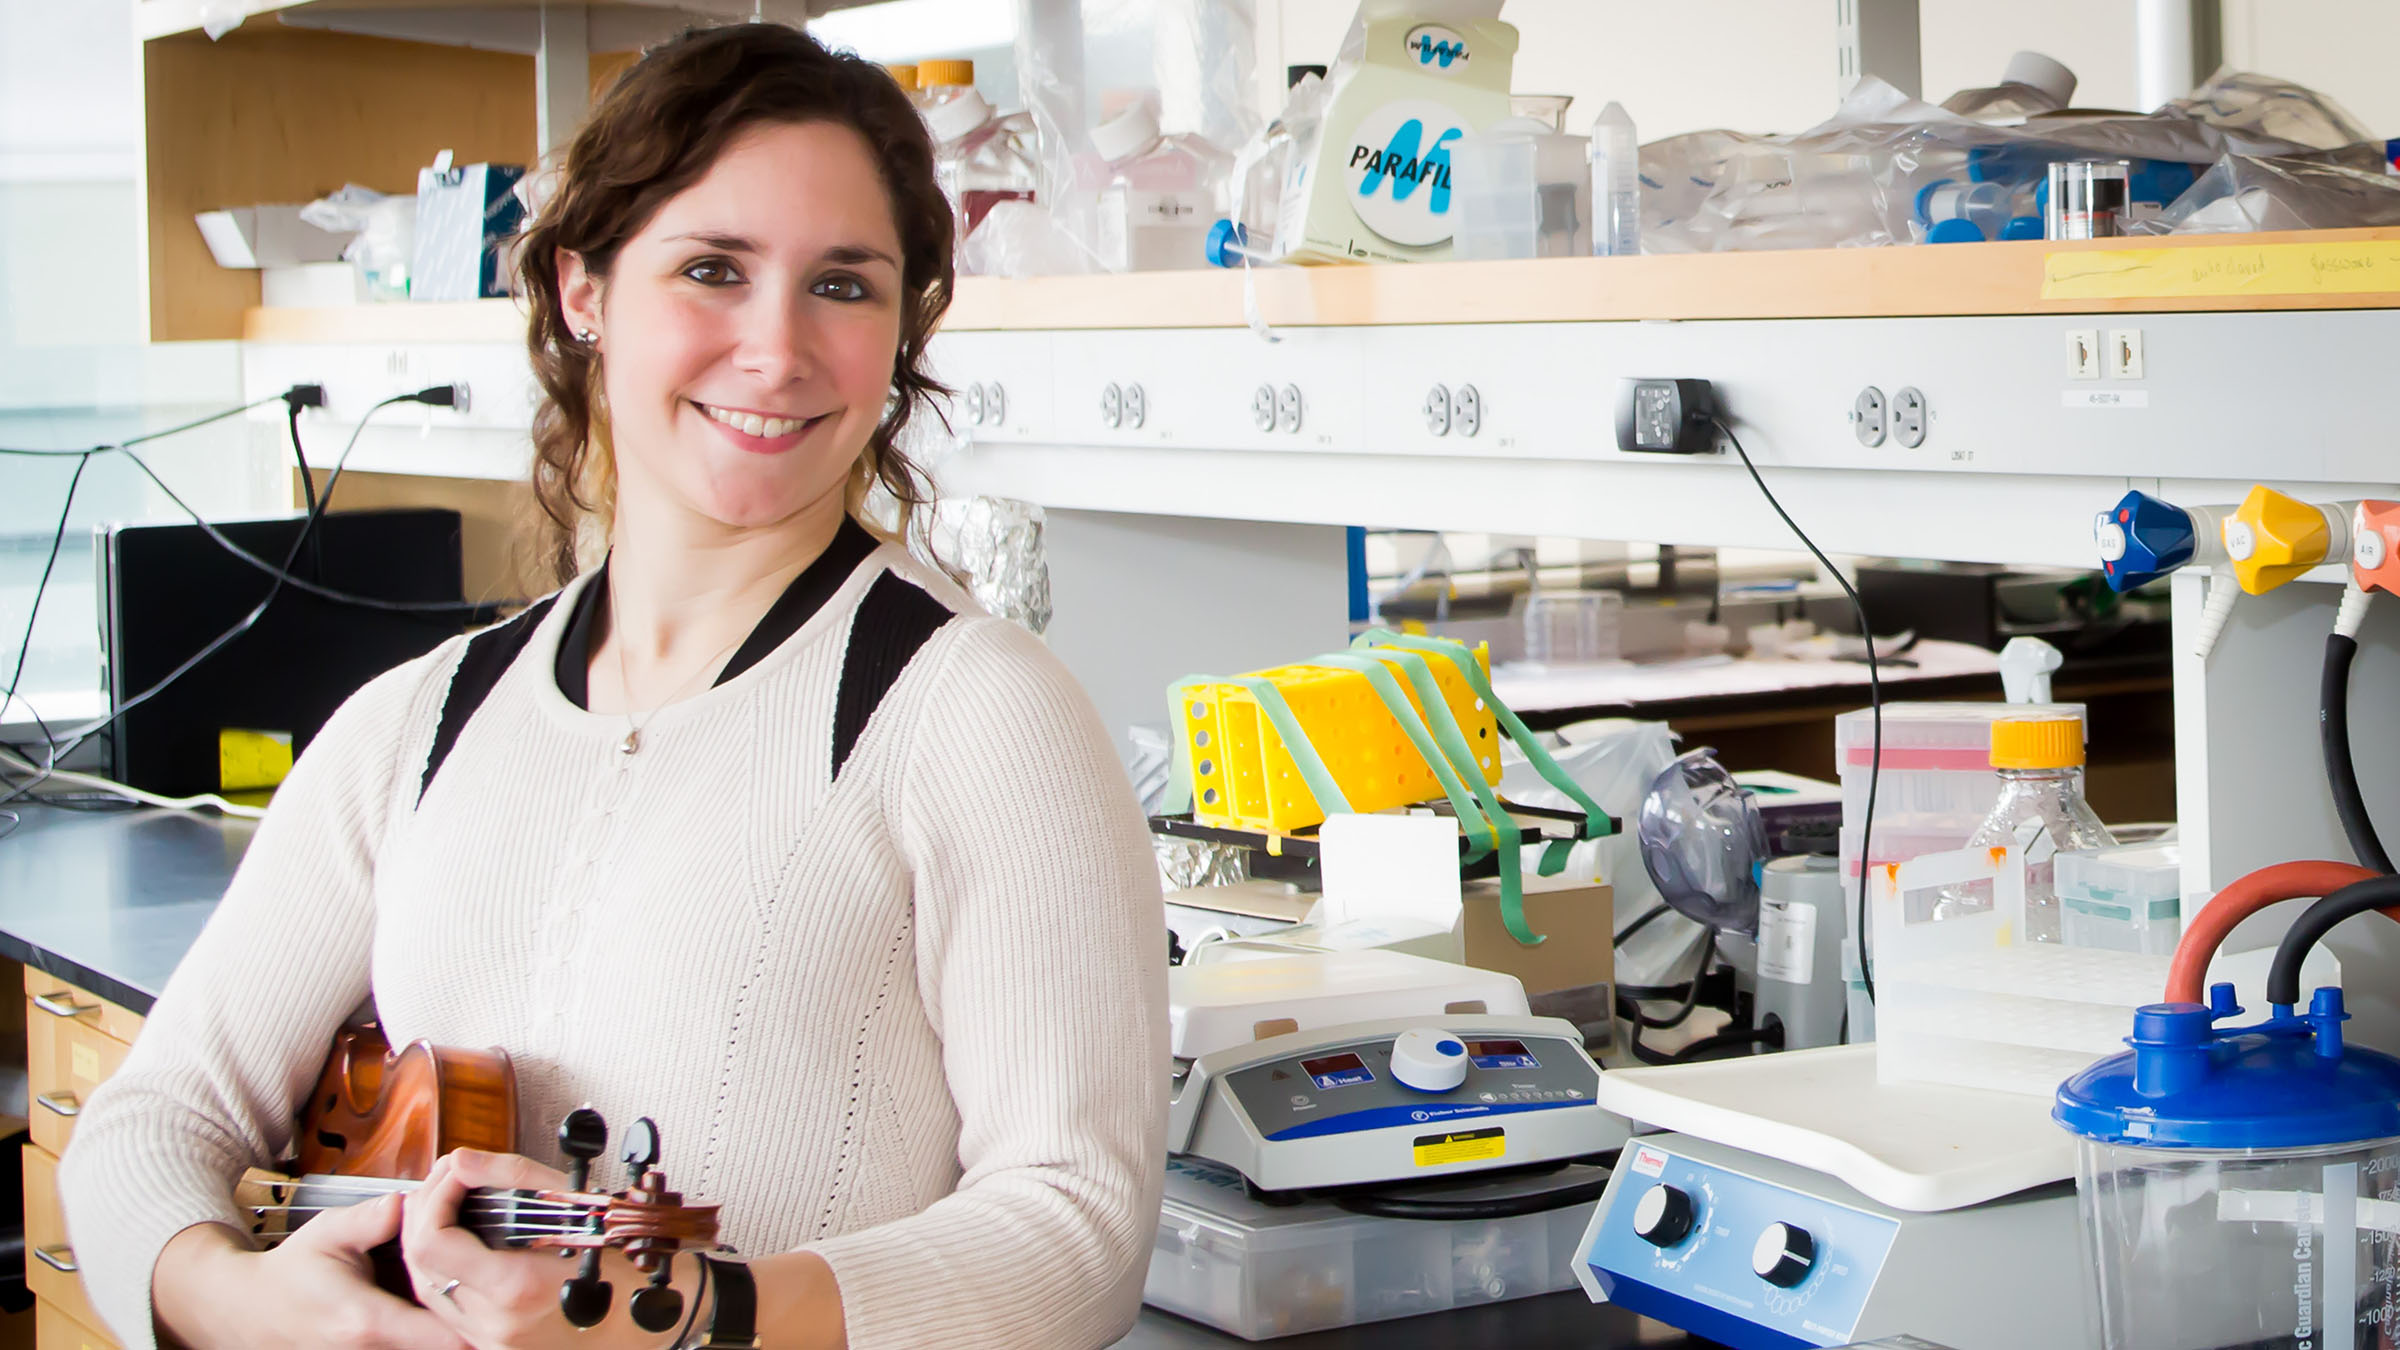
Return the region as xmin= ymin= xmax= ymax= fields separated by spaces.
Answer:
xmin=562 ymin=120 xmax=906 ymax=536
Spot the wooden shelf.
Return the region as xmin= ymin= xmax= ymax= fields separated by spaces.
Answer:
xmin=239 ymin=228 xmax=2400 ymax=345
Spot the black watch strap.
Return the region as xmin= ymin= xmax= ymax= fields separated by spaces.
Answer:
xmin=695 ymin=1255 xmax=760 ymax=1349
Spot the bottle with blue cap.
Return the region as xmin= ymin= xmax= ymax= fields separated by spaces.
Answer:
xmin=2057 ymin=975 xmax=2400 ymax=1349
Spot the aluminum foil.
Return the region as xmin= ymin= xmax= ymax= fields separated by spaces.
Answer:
xmin=1155 ymin=834 xmax=1249 ymax=892
xmin=948 ymin=495 xmax=1052 ymax=634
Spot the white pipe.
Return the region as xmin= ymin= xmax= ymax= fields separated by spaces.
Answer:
xmin=2134 ymin=0 xmax=2201 ymax=112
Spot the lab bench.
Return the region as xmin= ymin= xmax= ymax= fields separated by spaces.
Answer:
xmin=0 ymin=805 xmax=1718 ymax=1350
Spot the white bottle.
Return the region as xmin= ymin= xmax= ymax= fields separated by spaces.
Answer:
xmin=1590 ymin=101 xmax=1641 ymax=257
xmin=1093 ymin=101 xmax=1225 ymax=273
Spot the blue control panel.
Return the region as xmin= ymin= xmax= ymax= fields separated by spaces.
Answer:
xmin=1582 ymin=1141 xmax=1900 ymax=1350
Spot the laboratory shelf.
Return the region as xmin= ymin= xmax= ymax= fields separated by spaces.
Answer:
xmin=139 ymin=0 xmax=824 ymax=44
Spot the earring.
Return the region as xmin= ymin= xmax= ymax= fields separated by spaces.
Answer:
xmin=575 ymin=328 xmax=598 ymax=343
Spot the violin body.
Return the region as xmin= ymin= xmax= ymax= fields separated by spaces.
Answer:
xmin=296 ymin=1023 xmax=517 ymax=1179
xmin=241 ymin=1023 xmax=723 ymax=1330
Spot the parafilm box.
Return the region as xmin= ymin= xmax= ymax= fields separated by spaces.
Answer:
xmin=1274 ymin=2 xmax=1518 ymax=265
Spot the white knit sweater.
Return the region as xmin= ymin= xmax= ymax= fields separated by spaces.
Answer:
xmin=59 ymin=541 xmax=1170 ymax=1350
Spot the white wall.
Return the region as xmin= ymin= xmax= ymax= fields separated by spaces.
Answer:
xmin=1257 ymin=0 xmax=2393 ymax=143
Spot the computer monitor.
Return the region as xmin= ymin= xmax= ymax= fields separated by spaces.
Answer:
xmin=98 ymin=508 xmax=469 ymax=798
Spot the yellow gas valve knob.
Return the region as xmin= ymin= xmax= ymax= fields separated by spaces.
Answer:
xmin=2225 ymin=486 xmax=2351 ymax=595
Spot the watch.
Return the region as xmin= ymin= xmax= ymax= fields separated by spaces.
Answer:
xmin=691 ymin=1255 xmax=760 ymax=1349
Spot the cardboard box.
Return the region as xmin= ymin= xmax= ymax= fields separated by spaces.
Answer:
xmin=194 ymin=205 xmax=353 ymax=269
xmin=1460 ymin=872 xmax=1612 ymax=998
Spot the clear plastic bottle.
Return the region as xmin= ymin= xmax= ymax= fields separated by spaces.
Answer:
xmin=1590 ymin=101 xmax=1640 ymax=257
xmin=1935 ymin=716 xmax=2115 ymax=942
xmin=919 ymin=60 xmax=1038 ymax=249
xmin=1093 ymin=101 xmax=1227 ymax=272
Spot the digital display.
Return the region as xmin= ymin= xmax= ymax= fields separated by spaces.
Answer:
xmin=1300 ymin=1052 xmax=1375 ymax=1090
xmin=1466 ymin=1039 xmax=1540 ymax=1070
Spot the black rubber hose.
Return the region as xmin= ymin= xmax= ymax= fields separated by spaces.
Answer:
xmin=2267 ymin=875 xmax=2400 ymax=1007
xmin=1329 ymin=1170 xmax=1610 ymax=1221
xmin=2323 ymin=634 xmax=2394 ymax=875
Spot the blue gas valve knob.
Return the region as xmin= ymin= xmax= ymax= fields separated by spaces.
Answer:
xmin=2096 ymin=490 xmax=2198 ymax=592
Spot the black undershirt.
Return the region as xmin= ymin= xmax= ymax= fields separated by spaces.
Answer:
xmin=554 ymin=517 xmax=881 ymax=710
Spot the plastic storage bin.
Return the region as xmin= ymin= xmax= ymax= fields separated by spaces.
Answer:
xmin=1520 ymin=590 xmax=1623 ymax=665
xmin=1146 ymin=1157 xmax=1597 ymax=1340
xmin=1451 ymin=117 xmax=1591 ymax=260
xmin=2057 ymin=842 xmax=2182 ymax=955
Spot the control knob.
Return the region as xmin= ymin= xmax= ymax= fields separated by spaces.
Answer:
xmin=1388 ymin=1027 xmax=1468 ymax=1093
xmin=1630 ymin=1184 xmax=1694 ymax=1248
xmin=1751 ymin=1222 xmax=1815 ymax=1288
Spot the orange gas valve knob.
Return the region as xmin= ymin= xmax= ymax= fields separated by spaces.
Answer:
xmin=2353 ymin=500 xmax=2400 ymax=596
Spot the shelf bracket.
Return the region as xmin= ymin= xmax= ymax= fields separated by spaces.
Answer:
xmin=1834 ymin=0 xmax=1920 ymax=101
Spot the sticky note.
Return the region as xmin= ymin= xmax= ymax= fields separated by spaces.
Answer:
xmin=2042 ymin=241 xmax=2400 ymax=301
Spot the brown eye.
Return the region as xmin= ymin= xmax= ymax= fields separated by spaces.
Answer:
xmin=682 ymin=258 xmax=742 ymax=286
xmin=813 ymin=274 xmax=869 ymax=302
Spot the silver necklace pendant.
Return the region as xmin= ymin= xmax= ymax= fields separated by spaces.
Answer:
xmin=618 ymin=727 xmax=642 ymax=756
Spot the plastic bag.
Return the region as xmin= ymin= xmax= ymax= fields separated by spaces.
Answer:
xmin=2162 ymin=68 xmax=2374 ymax=153
xmin=1015 ymin=0 xmax=1255 ymax=272
xmin=1492 ymin=718 xmax=1701 ymax=987
xmin=959 ymin=199 xmax=1104 ymax=277
xmin=302 ymin=185 xmax=414 ymax=301
xmin=1642 ymin=72 xmax=2364 ymax=253
xmin=2157 ymin=153 xmax=2400 ymax=234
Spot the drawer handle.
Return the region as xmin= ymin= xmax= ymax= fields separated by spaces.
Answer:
xmin=33 ymin=1244 xmax=75 ymax=1274
xmin=32 ymin=992 xmax=95 ymax=1020
xmin=35 ymin=1091 xmax=78 ymax=1118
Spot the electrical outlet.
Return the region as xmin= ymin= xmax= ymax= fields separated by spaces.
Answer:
xmin=1852 ymin=386 xmax=1887 ymax=447
xmin=2107 ymin=328 xmax=2145 ymax=380
xmin=2066 ymin=329 xmax=2100 ymax=380
xmin=1893 ymin=387 xmax=1928 ymax=448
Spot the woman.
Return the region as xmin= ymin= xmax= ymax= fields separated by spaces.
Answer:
xmin=61 ymin=24 xmax=1167 ymax=1350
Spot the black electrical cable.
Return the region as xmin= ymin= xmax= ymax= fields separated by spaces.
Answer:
xmin=1329 ymin=1170 xmax=1610 ymax=1221
xmin=44 ymin=391 xmax=442 ymax=764
xmin=1614 ymin=900 xmax=1674 ymax=946
xmin=0 ymin=396 xmax=283 ymax=458
xmin=1617 ymin=943 xmax=1712 ymax=1031
xmin=286 ymin=399 xmax=319 ymax=518
xmin=1713 ymin=416 xmax=1880 ymax=1002
xmin=2322 ymin=633 xmax=2393 ymax=875
xmin=0 ymin=453 xmax=95 ymax=809
xmin=2266 ymin=874 xmax=2400 ymax=1008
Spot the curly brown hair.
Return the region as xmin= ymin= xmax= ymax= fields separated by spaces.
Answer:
xmin=515 ymin=23 xmax=954 ymax=585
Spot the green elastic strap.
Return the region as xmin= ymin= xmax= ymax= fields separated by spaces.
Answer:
xmin=1303 ymin=652 xmax=1498 ymax=862
xmin=1337 ymin=646 xmax=1545 ymax=946
xmin=1354 ymin=629 xmax=1613 ymax=840
xmin=1166 ymin=675 xmax=1353 ymax=825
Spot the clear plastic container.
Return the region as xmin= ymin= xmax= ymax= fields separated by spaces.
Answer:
xmin=2058 ymin=991 xmax=2400 ymax=1350
xmin=1520 ymin=589 xmax=1622 ymax=665
xmin=1147 ymin=1157 xmax=1596 ymax=1340
xmin=1936 ymin=717 xmax=2113 ymax=942
xmin=1833 ymin=701 xmax=2085 ymax=890
xmin=2057 ymin=842 xmax=2182 ymax=956
xmin=1093 ymin=102 xmax=1227 ymax=273
xmin=1589 ymin=101 xmax=1640 ymax=257
xmin=1452 ymin=117 xmax=1591 ymax=261
xmin=922 ymin=62 xmax=1038 ymax=251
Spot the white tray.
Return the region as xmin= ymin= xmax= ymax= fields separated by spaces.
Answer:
xmin=1592 ymin=1044 xmax=2077 ymax=1212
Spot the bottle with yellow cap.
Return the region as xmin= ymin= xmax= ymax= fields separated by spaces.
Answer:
xmin=1932 ymin=714 xmax=2115 ymax=942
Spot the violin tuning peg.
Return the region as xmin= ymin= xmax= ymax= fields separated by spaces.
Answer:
xmin=620 ymin=1116 xmax=661 ymax=1175
xmin=558 ymin=1106 xmax=609 ymax=1161
xmin=559 ymin=1106 xmax=608 ymax=1191
xmin=628 ymin=1281 xmax=683 ymax=1334
xmin=560 ymin=1250 xmax=612 ymax=1328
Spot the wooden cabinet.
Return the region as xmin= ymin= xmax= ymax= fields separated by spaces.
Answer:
xmin=20 ymin=971 xmax=142 ymax=1350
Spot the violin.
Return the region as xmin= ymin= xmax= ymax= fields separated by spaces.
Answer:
xmin=238 ymin=1024 xmax=721 ymax=1332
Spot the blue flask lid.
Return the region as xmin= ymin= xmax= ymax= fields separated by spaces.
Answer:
xmin=2056 ymin=984 xmax=2400 ymax=1150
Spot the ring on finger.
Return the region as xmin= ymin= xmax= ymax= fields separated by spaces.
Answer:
xmin=431 ymin=1277 xmax=463 ymax=1306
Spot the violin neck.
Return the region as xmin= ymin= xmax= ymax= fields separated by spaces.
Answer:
xmin=248 ymin=1173 xmax=590 ymax=1250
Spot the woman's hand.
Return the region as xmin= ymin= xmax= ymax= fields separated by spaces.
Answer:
xmin=400 ymin=1150 xmax=680 ymax=1350
xmin=153 ymin=1201 xmax=469 ymax=1350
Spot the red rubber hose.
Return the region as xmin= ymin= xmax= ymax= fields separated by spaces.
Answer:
xmin=2164 ymin=859 xmax=2387 ymax=1004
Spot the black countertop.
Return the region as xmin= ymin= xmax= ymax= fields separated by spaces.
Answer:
xmin=0 ymin=805 xmax=1720 ymax=1350
xmin=0 ymin=804 xmax=250 ymax=1014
